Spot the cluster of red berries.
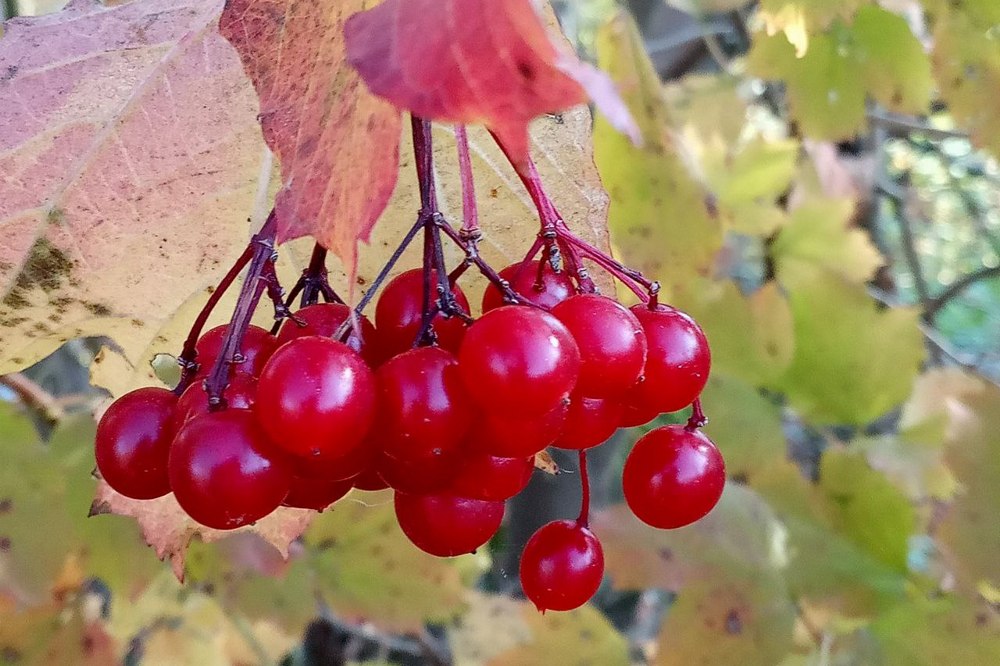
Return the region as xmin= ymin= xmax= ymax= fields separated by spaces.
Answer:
xmin=95 ymin=255 xmax=723 ymax=612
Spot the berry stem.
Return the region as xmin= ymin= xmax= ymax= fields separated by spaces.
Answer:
xmin=173 ymin=243 xmax=254 ymax=395
xmin=202 ymin=211 xmax=280 ymax=409
xmin=454 ymin=124 xmax=480 ymax=239
xmin=577 ymin=450 xmax=591 ymax=527
xmin=685 ymin=398 xmax=708 ymax=431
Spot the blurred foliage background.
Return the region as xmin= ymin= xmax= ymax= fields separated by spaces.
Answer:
xmin=2 ymin=0 xmax=999 ymax=664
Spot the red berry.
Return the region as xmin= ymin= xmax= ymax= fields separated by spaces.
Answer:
xmin=195 ymin=324 xmax=277 ymax=377
xmin=481 ymin=260 xmax=575 ymax=312
xmin=376 ymin=347 xmax=472 ymax=460
xmin=169 ymin=410 xmax=292 ymax=530
xmin=276 ymin=303 xmax=380 ymax=366
xmin=553 ymin=294 xmax=646 ymax=397
xmin=375 ymin=268 xmax=470 ymax=356
xmin=290 ymin=436 xmax=375 ymax=481
xmin=554 ymin=394 xmax=622 ymax=450
xmin=520 ymin=520 xmax=604 ymax=612
xmin=477 ymin=402 xmax=568 ymax=457
xmin=95 ymin=387 xmax=177 ymax=500
xmin=394 ymin=492 xmax=504 ymax=557
xmin=622 ymin=425 xmax=725 ymax=529
xmin=376 ymin=449 xmax=461 ymax=495
xmin=459 ymin=306 xmax=580 ymax=416
xmin=256 ymin=336 xmax=376 ymax=459
xmin=629 ymin=304 xmax=710 ymax=413
xmin=619 ymin=383 xmax=661 ymax=427
xmin=174 ymin=373 xmax=256 ymax=427
xmin=450 ymin=452 xmax=534 ymax=501
xmin=282 ymin=475 xmax=353 ymax=510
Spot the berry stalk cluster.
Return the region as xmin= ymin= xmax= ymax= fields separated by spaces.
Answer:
xmin=93 ymin=117 xmax=726 ymax=613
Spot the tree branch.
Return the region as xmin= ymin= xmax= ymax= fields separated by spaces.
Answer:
xmin=925 ymin=265 xmax=1000 ymax=319
xmin=0 ymin=373 xmax=64 ymax=423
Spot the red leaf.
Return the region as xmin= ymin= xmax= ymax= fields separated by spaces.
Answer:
xmin=344 ymin=0 xmax=638 ymax=165
xmin=90 ymin=480 xmax=314 ymax=581
xmin=219 ymin=0 xmax=401 ymax=270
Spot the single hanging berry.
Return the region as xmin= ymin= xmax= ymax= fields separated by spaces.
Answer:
xmin=520 ymin=519 xmax=605 ymax=612
xmin=622 ymin=425 xmax=725 ymax=529
xmin=459 ymin=305 xmax=580 ymax=416
xmin=95 ymin=387 xmax=178 ymax=500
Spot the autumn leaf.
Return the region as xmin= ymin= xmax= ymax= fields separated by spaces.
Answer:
xmin=343 ymin=0 xmax=639 ymax=166
xmin=218 ymin=0 xmax=401 ymax=270
xmin=0 ymin=0 xmax=268 ymax=375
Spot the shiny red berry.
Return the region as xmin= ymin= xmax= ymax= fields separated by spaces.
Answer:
xmin=95 ymin=387 xmax=177 ymax=500
xmin=394 ymin=492 xmax=505 ymax=557
xmin=477 ymin=402 xmax=568 ymax=457
xmin=520 ymin=520 xmax=604 ymax=612
xmin=276 ymin=303 xmax=380 ymax=366
xmin=282 ymin=475 xmax=353 ymax=511
xmin=481 ymin=260 xmax=575 ymax=312
xmin=376 ymin=449 xmax=461 ymax=495
xmin=169 ymin=410 xmax=292 ymax=530
xmin=629 ymin=304 xmax=710 ymax=413
xmin=449 ymin=451 xmax=534 ymax=501
xmin=174 ymin=373 xmax=256 ymax=428
xmin=622 ymin=425 xmax=725 ymax=529
xmin=554 ymin=394 xmax=622 ymax=450
xmin=553 ymin=294 xmax=646 ymax=397
xmin=256 ymin=336 xmax=376 ymax=459
xmin=195 ymin=324 xmax=277 ymax=377
xmin=459 ymin=306 xmax=580 ymax=416
xmin=375 ymin=268 xmax=469 ymax=357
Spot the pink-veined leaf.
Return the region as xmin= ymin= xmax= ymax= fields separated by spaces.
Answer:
xmin=219 ymin=0 xmax=402 ymax=271
xmin=343 ymin=0 xmax=639 ymax=166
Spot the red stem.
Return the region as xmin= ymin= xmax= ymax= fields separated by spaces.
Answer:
xmin=173 ymin=244 xmax=254 ymax=395
xmin=577 ymin=450 xmax=591 ymax=527
xmin=685 ymin=398 xmax=707 ymax=431
xmin=454 ymin=125 xmax=480 ymax=238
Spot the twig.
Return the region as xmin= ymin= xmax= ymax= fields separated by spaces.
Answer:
xmin=925 ymin=265 xmax=1000 ymax=320
xmin=0 ymin=373 xmax=64 ymax=422
xmin=867 ymin=108 xmax=969 ymax=141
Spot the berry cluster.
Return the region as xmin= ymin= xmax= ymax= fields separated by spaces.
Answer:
xmin=93 ymin=117 xmax=726 ymax=613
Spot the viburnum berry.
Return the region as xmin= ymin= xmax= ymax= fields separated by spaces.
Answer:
xmin=459 ymin=305 xmax=580 ymax=416
xmin=375 ymin=268 xmax=470 ymax=356
xmin=290 ymin=435 xmax=375 ymax=481
xmin=394 ymin=491 xmax=505 ymax=557
xmin=256 ymin=336 xmax=376 ymax=459
xmin=169 ymin=410 xmax=292 ymax=530
xmin=95 ymin=387 xmax=177 ymax=500
xmin=282 ymin=475 xmax=353 ymax=511
xmin=195 ymin=324 xmax=277 ymax=377
xmin=352 ymin=466 xmax=390 ymax=491
xmin=622 ymin=425 xmax=725 ymax=529
xmin=554 ymin=394 xmax=622 ymax=450
xmin=376 ymin=346 xmax=472 ymax=460
xmin=552 ymin=294 xmax=646 ymax=397
xmin=174 ymin=372 xmax=256 ymax=427
xmin=477 ymin=402 xmax=568 ymax=457
xmin=618 ymin=388 xmax=660 ymax=428
xmin=376 ymin=449 xmax=462 ymax=495
xmin=628 ymin=304 xmax=710 ymax=413
xmin=449 ymin=451 xmax=534 ymax=501
xmin=520 ymin=519 xmax=604 ymax=612
xmin=481 ymin=259 xmax=576 ymax=312
xmin=276 ymin=302 xmax=381 ymax=366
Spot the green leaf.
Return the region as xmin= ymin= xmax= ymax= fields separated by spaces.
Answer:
xmin=594 ymin=11 xmax=722 ymax=294
xmin=772 ymin=197 xmax=883 ymax=288
xmin=774 ymin=272 xmax=925 ymax=425
xmin=678 ymin=280 xmax=795 ymax=385
xmin=0 ymin=406 xmax=160 ymax=599
xmin=748 ymin=6 xmax=932 ymax=140
xmin=700 ymin=374 xmax=788 ymax=482
xmin=870 ymin=596 xmax=1000 ymax=665
xmin=924 ymin=0 xmax=1000 ymax=155
xmin=305 ymin=492 xmax=472 ymax=632
xmin=818 ymin=450 xmax=917 ymax=572
xmin=759 ymin=0 xmax=863 ymax=33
